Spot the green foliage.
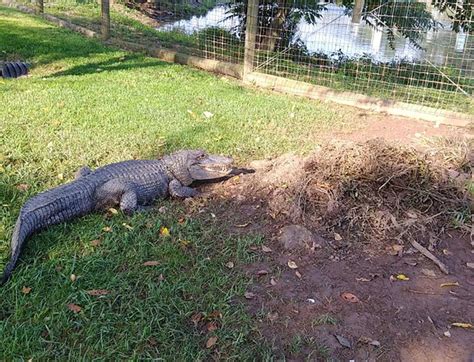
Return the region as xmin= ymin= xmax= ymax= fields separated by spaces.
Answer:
xmin=432 ymin=0 xmax=472 ymax=33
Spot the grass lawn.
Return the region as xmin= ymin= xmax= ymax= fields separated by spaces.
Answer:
xmin=0 ymin=6 xmax=356 ymax=359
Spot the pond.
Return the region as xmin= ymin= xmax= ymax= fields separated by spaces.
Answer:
xmin=157 ymin=3 xmax=471 ymax=69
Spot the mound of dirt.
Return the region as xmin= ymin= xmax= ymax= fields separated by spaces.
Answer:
xmin=223 ymin=138 xmax=472 ymax=254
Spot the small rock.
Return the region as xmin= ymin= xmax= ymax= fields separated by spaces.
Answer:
xmin=279 ymin=224 xmax=315 ymax=250
xmin=158 ymin=206 xmax=167 ymax=213
xmin=466 ymin=262 xmax=474 ymax=269
xmin=444 ymin=331 xmax=451 ymax=337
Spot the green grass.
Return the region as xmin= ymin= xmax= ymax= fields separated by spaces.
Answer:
xmin=0 ymin=6 xmax=355 ymax=359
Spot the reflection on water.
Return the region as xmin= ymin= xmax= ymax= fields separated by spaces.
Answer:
xmin=157 ymin=4 xmax=471 ymax=69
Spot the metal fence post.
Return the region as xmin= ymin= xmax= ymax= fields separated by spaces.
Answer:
xmin=101 ymin=0 xmax=110 ymax=40
xmin=37 ymin=0 xmax=44 ymax=14
xmin=243 ymin=0 xmax=258 ymax=80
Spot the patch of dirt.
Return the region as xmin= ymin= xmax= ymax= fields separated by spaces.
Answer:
xmin=192 ymin=129 xmax=473 ymax=360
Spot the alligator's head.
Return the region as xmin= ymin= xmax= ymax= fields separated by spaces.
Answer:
xmin=163 ymin=150 xmax=234 ymax=185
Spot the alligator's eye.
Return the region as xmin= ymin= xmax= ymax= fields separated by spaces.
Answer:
xmin=197 ymin=153 xmax=206 ymax=160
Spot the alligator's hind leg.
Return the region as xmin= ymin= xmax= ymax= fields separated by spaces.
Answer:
xmin=75 ymin=166 xmax=92 ymax=179
xmin=95 ymin=179 xmax=139 ymax=215
xmin=169 ymin=179 xmax=198 ymax=198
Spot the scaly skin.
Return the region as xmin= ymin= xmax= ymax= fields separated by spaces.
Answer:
xmin=1 ymin=150 xmax=233 ymax=285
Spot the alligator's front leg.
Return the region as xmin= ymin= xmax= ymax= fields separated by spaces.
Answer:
xmin=168 ymin=179 xmax=198 ymax=198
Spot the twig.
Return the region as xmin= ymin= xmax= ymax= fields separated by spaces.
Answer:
xmin=410 ymin=239 xmax=449 ymax=275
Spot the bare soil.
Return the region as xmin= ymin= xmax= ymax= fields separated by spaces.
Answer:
xmin=194 ymin=118 xmax=474 ymax=361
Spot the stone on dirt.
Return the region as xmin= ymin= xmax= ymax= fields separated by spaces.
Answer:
xmin=278 ymin=224 xmax=317 ymax=250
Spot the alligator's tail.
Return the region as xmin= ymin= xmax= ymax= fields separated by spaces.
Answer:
xmin=1 ymin=217 xmax=32 ymax=285
xmin=1 ymin=180 xmax=95 ymax=285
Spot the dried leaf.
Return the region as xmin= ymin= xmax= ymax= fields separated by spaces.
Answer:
xmin=235 ymin=222 xmax=250 ymax=228
xmin=295 ymin=271 xmax=302 ymax=279
xmin=160 ymin=227 xmax=170 ymax=237
xmin=178 ymin=217 xmax=186 ymax=224
xmin=91 ymin=239 xmax=101 ymax=247
xmin=122 ymin=223 xmax=133 ymax=230
xmin=108 ymin=208 xmax=118 ymax=215
xmin=206 ymin=321 xmax=218 ymax=332
xmin=335 ymin=334 xmax=351 ymax=348
xmin=334 ymin=232 xmax=342 ymax=241
xmin=451 ymin=323 xmax=473 ymax=329
xmin=16 ymin=183 xmax=29 ymax=191
xmin=67 ymin=303 xmax=82 ymax=313
xmin=102 ymin=226 xmax=112 ymax=232
xmin=270 ymin=278 xmax=277 ymax=286
xmin=267 ymin=312 xmax=279 ymax=322
xmin=261 ymin=245 xmax=272 ymax=253
xmin=191 ymin=312 xmax=203 ymax=326
xmin=287 ymin=260 xmax=298 ymax=269
xmin=143 ymin=261 xmax=160 ymax=266
xmin=57 ymin=173 xmax=64 ymax=180
xmin=207 ymin=310 xmax=222 ymax=320
xmin=22 ymin=286 xmax=32 ymax=294
xmin=244 ymin=291 xmax=256 ymax=299
xmin=180 ymin=239 xmax=191 ymax=248
xmin=396 ymin=274 xmax=410 ymax=281
xmin=440 ymin=282 xmax=459 ymax=287
xmin=206 ymin=336 xmax=218 ymax=348
xmin=87 ymin=289 xmax=110 ymax=296
xmin=225 ymin=261 xmax=234 ymax=269
xmin=341 ymin=292 xmax=359 ymax=303
xmin=256 ymin=270 xmax=269 ymax=276
xmin=421 ymin=269 xmax=436 ymax=277
xmin=392 ymin=245 xmax=403 ymax=252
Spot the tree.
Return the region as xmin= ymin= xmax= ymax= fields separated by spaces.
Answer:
xmin=227 ymin=0 xmax=471 ymax=53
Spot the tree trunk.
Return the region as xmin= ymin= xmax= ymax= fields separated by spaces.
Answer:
xmin=260 ymin=0 xmax=289 ymax=51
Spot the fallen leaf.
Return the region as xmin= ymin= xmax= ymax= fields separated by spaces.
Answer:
xmin=451 ymin=322 xmax=473 ymax=329
xmin=190 ymin=312 xmax=203 ymax=326
xmin=67 ymin=303 xmax=82 ymax=313
xmin=86 ymin=289 xmax=110 ymax=296
xmin=16 ymin=183 xmax=29 ymax=191
xmin=143 ymin=261 xmax=160 ymax=266
xmin=180 ymin=239 xmax=191 ymax=248
xmin=440 ymin=282 xmax=459 ymax=287
xmin=267 ymin=312 xmax=279 ymax=322
xmin=102 ymin=226 xmax=112 ymax=232
xmin=235 ymin=222 xmax=251 ymax=228
xmin=207 ymin=310 xmax=222 ymax=320
xmin=22 ymin=286 xmax=32 ymax=294
xmin=206 ymin=336 xmax=218 ymax=348
xmin=341 ymin=292 xmax=359 ymax=303
xmin=91 ymin=239 xmax=101 ymax=247
xmin=396 ymin=274 xmax=410 ymax=281
xmin=335 ymin=334 xmax=351 ymax=348
xmin=270 ymin=278 xmax=277 ymax=286
xmin=122 ymin=223 xmax=133 ymax=230
xmin=295 ymin=271 xmax=302 ymax=279
xmin=70 ymin=274 xmax=77 ymax=282
xmin=108 ymin=207 xmax=118 ymax=215
xmin=421 ymin=269 xmax=436 ymax=277
xmin=160 ymin=226 xmax=170 ymax=237
xmin=178 ymin=217 xmax=186 ymax=224
xmin=359 ymin=337 xmax=380 ymax=347
xmin=206 ymin=321 xmax=218 ymax=332
xmin=244 ymin=291 xmax=256 ymax=299
xmin=392 ymin=245 xmax=403 ymax=252
xmin=256 ymin=270 xmax=268 ymax=276
xmin=225 ymin=261 xmax=234 ymax=269
xmin=334 ymin=232 xmax=342 ymax=241
xmin=287 ymin=260 xmax=298 ymax=269
xmin=261 ymin=245 xmax=272 ymax=253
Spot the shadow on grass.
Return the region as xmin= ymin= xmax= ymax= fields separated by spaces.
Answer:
xmin=48 ymin=54 xmax=168 ymax=77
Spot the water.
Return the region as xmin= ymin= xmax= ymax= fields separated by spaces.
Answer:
xmin=157 ymin=4 xmax=471 ymax=67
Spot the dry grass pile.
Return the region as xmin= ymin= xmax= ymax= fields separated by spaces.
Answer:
xmin=280 ymin=138 xmax=472 ymax=250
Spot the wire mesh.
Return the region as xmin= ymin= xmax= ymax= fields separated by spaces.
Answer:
xmin=7 ymin=0 xmax=474 ymax=114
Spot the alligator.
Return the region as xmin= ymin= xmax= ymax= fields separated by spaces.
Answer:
xmin=1 ymin=150 xmax=234 ymax=285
